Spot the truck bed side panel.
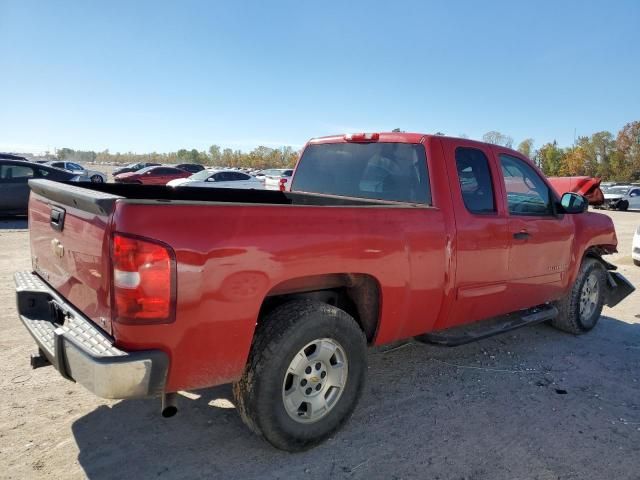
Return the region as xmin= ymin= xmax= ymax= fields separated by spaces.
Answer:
xmin=111 ymin=202 xmax=447 ymax=391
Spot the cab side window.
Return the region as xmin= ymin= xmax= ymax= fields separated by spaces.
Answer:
xmin=500 ymin=154 xmax=553 ymax=216
xmin=455 ymin=147 xmax=496 ymax=214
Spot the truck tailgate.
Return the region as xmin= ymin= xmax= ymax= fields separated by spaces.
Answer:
xmin=28 ymin=180 xmax=120 ymax=334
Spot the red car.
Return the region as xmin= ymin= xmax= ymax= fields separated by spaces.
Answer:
xmin=16 ymin=133 xmax=634 ymax=451
xmin=547 ymin=176 xmax=605 ymax=206
xmin=114 ymin=165 xmax=191 ymax=185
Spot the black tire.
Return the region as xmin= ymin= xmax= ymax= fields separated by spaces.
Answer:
xmin=618 ymin=200 xmax=629 ymax=211
xmin=551 ymin=258 xmax=607 ymax=334
xmin=90 ymin=175 xmax=104 ymax=183
xmin=634 ymin=259 xmax=640 ymax=267
xmin=232 ymin=300 xmax=367 ymax=451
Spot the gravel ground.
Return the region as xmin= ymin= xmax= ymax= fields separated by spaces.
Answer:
xmin=0 ymin=209 xmax=638 ymax=480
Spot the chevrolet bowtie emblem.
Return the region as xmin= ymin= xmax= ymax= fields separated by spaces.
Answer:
xmin=51 ymin=238 xmax=64 ymax=258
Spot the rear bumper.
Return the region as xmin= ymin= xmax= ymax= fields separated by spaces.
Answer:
xmin=14 ymin=271 xmax=168 ymax=399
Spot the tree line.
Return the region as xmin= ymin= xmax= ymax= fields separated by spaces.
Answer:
xmin=57 ymin=145 xmax=300 ymax=170
xmin=481 ymin=120 xmax=640 ymax=181
xmin=55 ymin=120 xmax=640 ymax=181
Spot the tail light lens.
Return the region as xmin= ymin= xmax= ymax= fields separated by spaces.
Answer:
xmin=111 ymin=233 xmax=176 ymax=324
xmin=279 ymin=178 xmax=288 ymax=192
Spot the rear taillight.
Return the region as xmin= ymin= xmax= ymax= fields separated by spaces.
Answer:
xmin=279 ymin=178 xmax=288 ymax=192
xmin=111 ymin=233 xmax=176 ymax=324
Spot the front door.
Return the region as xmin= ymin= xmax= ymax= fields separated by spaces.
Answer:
xmin=496 ymin=151 xmax=574 ymax=308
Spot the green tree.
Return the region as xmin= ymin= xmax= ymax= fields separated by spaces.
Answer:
xmin=615 ymin=121 xmax=640 ymax=180
xmin=517 ymin=138 xmax=534 ymax=159
xmin=536 ymin=141 xmax=565 ymax=176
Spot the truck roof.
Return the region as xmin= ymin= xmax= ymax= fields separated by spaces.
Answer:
xmin=307 ymin=132 xmax=527 ymax=160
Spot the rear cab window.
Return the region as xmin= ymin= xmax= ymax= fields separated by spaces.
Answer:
xmin=292 ymin=142 xmax=431 ymax=204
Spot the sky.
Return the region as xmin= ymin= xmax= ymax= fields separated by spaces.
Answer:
xmin=1 ymin=0 xmax=639 ymax=154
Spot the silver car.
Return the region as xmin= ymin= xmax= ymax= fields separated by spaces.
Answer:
xmin=46 ymin=161 xmax=107 ymax=183
xmin=601 ymin=185 xmax=640 ymax=211
xmin=166 ymin=169 xmax=263 ymax=189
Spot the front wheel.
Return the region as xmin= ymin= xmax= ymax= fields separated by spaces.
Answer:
xmin=551 ymin=258 xmax=607 ymax=334
xmin=618 ymin=200 xmax=629 ymax=211
xmin=233 ymin=300 xmax=367 ymax=451
xmin=90 ymin=175 xmax=104 ymax=183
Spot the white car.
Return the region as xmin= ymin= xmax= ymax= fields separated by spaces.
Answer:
xmin=263 ymin=169 xmax=294 ymax=191
xmin=633 ymin=225 xmax=640 ymax=267
xmin=167 ymin=169 xmax=263 ymax=189
xmin=601 ymin=185 xmax=640 ymax=211
xmin=46 ymin=161 xmax=107 ymax=183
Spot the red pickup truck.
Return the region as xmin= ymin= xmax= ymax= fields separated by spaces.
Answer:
xmin=15 ymin=133 xmax=634 ymax=451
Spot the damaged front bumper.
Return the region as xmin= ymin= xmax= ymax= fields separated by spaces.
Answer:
xmin=605 ymin=271 xmax=635 ymax=308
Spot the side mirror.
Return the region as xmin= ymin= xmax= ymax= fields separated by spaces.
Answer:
xmin=560 ymin=192 xmax=588 ymax=214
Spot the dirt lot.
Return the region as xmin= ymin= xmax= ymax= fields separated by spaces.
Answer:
xmin=1 ymin=210 xmax=638 ymax=480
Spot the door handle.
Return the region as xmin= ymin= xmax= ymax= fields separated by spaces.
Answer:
xmin=513 ymin=231 xmax=530 ymax=240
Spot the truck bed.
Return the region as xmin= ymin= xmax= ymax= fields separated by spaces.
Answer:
xmin=27 ymin=179 xmax=446 ymax=391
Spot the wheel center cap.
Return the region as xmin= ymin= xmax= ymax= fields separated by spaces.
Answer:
xmin=310 ymin=375 xmax=320 ymax=383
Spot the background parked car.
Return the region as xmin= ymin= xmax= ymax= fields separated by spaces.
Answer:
xmin=263 ymin=168 xmax=294 ymax=191
xmin=601 ymin=185 xmax=640 ymax=210
xmin=167 ymin=169 xmax=263 ymax=189
xmin=46 ymin=161 xmax=107 ymax=183
xmin=112 ymin=162 xmax=161 ymax=176
xmin=0 ymin=159 xmax=80 ymax=215
xmin=633 ymin=226 xmax=640 ymax=267
xmin=0 ymin=153 xmax=28 ymax=161
xmin=175 ymin=163 xmax=205 ymax=174
xmin=114 ymin=166 xmax=191 ymax=185
xmin=547 ymin=176 xmax=605 ymax=206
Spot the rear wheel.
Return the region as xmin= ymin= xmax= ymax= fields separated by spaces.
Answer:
xmin=634 ymin=259 xmax=640 ymax=267
xmin=233 ymin=300 xmax=367 ymax=451
xmin=551 ymin=258 xmax=607 ymax=334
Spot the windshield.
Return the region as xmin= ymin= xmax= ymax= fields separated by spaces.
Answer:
xmin=604 ymin=186 xmax=630 ymax=195
xmin=188 ymin=169 xmax=216 ymax=181
xmin=292 ymin=142 xmax=431 ymax=204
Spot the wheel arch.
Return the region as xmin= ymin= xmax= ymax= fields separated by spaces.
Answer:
xmin=258 ymin=273 xmax=381 ymax=344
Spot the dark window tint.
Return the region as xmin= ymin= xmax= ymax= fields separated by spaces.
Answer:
xmin=0 ymin=164 xmax=34 ymax=183
xmin=154 ymin=168 xmax=179 ymax=175
xmin=282 ymin=170 xmax=293 ymax=176
xmin=50 ymin=162 xmax=64 ymax=168
xmin=455 ymin=148 xmax=496 ymax=214
xmin=214 ymin=172 xmax=232 ymax=181
xmin=500 ymin=154 xmax=553 ymax=216
xmin=292 ymin=143 xmax=430 ymax=204
xmin=67 ymin=162 xmax=83 ymax=170
xmin=228 ymin=172 xmax=250 ymax=181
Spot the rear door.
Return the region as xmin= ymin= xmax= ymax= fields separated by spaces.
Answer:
xmin=494 ymin=150 xmax=574 ymax=307
xmin=439 ymin=140 xmax=512 ymax=327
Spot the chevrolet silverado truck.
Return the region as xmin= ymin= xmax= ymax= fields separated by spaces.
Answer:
xmin=15 ymin=133 xmax=635 ymax=451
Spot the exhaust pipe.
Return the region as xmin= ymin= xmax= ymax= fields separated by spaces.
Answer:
xmin=161 ymin=393 xmax=178 ymax=418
